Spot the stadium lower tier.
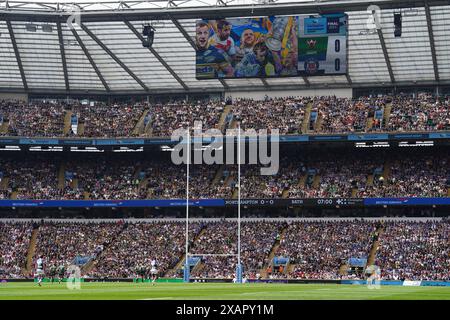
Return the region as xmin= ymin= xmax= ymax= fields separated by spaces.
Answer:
xmin=0 ymin=94 xmax=449 ymax=138
xmin=0 ymin=219 xmax=448 ymax=281
xmin=0 ymin=150 xmax=448 ymax=200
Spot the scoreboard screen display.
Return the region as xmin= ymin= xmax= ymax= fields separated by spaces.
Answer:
xmin=195 ymin=13 xmax=347 ymax=80
xmin=298 ymin=13 xmax=348 ymax=76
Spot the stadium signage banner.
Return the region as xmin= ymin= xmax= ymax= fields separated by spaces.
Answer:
xmin=58 ymin=139 xmax=93 ymax=145
xmin=364 ymin=198 xmax=450 ymax=205
xmin=429 ymin=132 xmax=450 ymax=139
xmin=403 ymin=281 xmax=422 ymax=286
xmin=0 ymin=198 xmax=447 ymax=208
xmin=195 ymin=13 xmax=347 ymax=79
xmin=96 ymin=139 xmax=145 ymax=145
xmin=0 ymin=199 xmax=225 ymax=208
xmin=0 ymin=132 xmax=447 ymax=147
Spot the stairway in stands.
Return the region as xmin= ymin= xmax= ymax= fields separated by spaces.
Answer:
xmin=0 ymin=120 xmax=9 ymax=134
xmin=365 ymin=115 xmax=374 ymax=131
xmin=23 ymin=224 xmax=39 ymax=277
xmin=366 ymin=174 xmax=374 ymax=187
xmin=301 ymin=102 xmax=312 ymax=134
xmin=0 ymin=177 xmax=9 ymax=193
xmin=314 ymin=112 xmax=324 ymax=133
xmin=142 ymin=111 xmax=154 ymax=137
xmin=218 ymin=105 xmax=232 ymax=132
xmin=366 ymin=224 xmax=384 ymax=268
xmin=298 ymin=173 xmax=307 ymax=188
xmin=312 ymin=173 xmax=321 ymax=188
xmin=71 ymin=178 xmax=79 ymax=190
xmin=338 ymin=263 xmax=349 ymax=276
xmin=382 ymin=103 xmax=393 ymax=128
xmin=63 ymin=111 xmax=73 ymax=135
xmin=57 ymin=163 xmax=65 ymax=190
xmin=382 ymin=160 xmax=392 ymax=186
xmin=82 ymin=222 xmax=129 ymax=276
xmin=230 ymin=172 xmax=238 ymax=199
xmin=132 ymin=110 xmax=149 ymax=136
xmin=285 ymin=263 xmax=295 ymax=275
xmin=164 ymin=224 xmax=208 ymax=277
xmin=77 ymin=121 xmax=85 ymax=136
xmin=260 ymin=224 xmax=289 ymax=278
xmin=191 ymin=260 xmax=205 ymax=275
xmin=211 ymin=165 xmax=225 ymax=187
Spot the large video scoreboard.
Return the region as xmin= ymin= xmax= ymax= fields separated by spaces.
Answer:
xmin=298 ymin=13 xmax=348 ymax=76
xmin=195 ymin=13 xmax=347 ymax=80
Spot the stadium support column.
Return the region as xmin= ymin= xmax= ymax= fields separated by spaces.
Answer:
xmin=57 ymin=21 xmax=70 ymax=92
xmin=236 ymin=125 xmax=243 ymax=284
xmin=377 ymin=28 xmax=395 ymax=85
xmin=424 ymin=0 xmax=439 ymax=82
xmin=6 ymin=20 xmax=28 ymax=91
xmin=184 ymin=128 xmax=190 ymax=283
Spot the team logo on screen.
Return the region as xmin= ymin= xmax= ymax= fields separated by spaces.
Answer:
xmin=307 ymin=39 xmax=317 ymax=49
xmin=305 ymin=59 xmax=319 ymax=74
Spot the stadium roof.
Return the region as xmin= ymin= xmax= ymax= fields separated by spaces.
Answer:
xmin=0 ymin=0 xmax=450 ymax=95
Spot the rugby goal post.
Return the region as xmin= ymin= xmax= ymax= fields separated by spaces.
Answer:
xmin=183 ymin=127 xmax=243 ymax=283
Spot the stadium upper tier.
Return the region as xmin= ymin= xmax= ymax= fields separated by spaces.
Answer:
xmin=0 ymin=151 xmax=448 ymax=200
xmin=0 ymin=0 xmax=450 ymax=93
xmin=0 ymin=94 xmax=449 ymax=137
xmin=1 ymin=219 xmax=448 ymax=281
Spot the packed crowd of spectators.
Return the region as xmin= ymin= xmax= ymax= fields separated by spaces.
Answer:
xmin=144 ymin=163 xmax=220 ymax=199
xmin=276 ymin=220 xmax=376 ymax=279
xmin=0 ymin=101 xmax=65 ymax=137
xmin=150 ymin=101 xmax=225 ymax=136
xmin=34 ymin=221 xmax=124 ymax=272
xmin=0 ymin=220 xmax=448 ymax=280
xmin=64 ymin=160 xmax=141 ymax=200
xmin=0 ymin=94 xmax=448 ymax=138
xmin=0 ymin=159 xmax=59 ymax=200
xmin=240 ymin=161 xmax=306 ymax=198
xmin=0 ymin=222 xmax=32 ymax=278
xmin=231 ymin=97 xmax=308 ymax=135
xmin=0 ymin=152 xmax=447 ymax=200
xmin=89 ymin=222 xmax=202 ymax=278
xmin=291 ymin=159 xmax=378 ymax=198
xmin=376 ymin=220 xmax=449 ymax=280
xmin=72 ymin=103 xmax=147 ymax=137
xmin=357 ymin=156 xmax=448 ymax=198
xmin=312 ymin=96 xmax=376 ymax=133
xmin=387 ymin=94 xmax=450 ymax=132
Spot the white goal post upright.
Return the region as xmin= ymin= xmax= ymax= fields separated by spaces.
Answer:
xmin=183 ymin=128 xmax=190 ymax=283
xmin=236 ymin=125 xmax=243 ymax=283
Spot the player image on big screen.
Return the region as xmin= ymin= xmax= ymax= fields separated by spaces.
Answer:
xmin=195 ymin=16 xmax=299 ymax=79
xmin=195 ymin=13 xmax=347 ymax=79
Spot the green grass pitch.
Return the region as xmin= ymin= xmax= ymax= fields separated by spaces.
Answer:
xmin=0 ymin=282 xmax=449 ymax=300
